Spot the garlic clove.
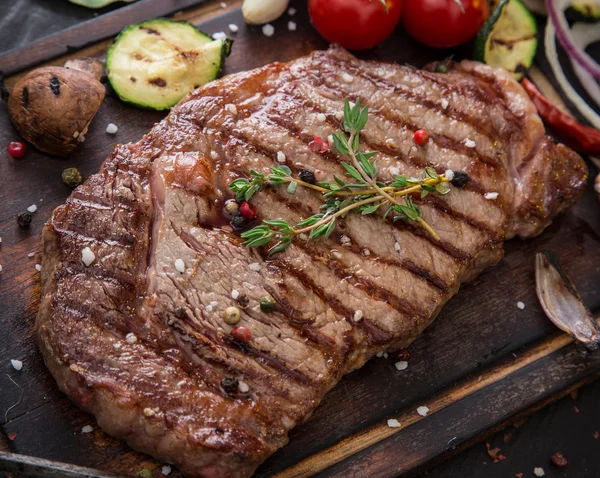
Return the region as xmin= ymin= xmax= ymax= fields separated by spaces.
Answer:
xmin=242 ymin=0 xmax=289 ymax=25
xmin=535 ymin=250 xmax=600 ymax=351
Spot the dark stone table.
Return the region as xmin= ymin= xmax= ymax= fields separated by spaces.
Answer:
xmin=1 ymin=1 xmax=599 ymax=477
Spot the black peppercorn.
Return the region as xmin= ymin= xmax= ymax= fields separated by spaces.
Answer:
xmin=237 ymin=294 xmax=250 ymax=309
xmin=298 ymin=168 xmax=316 ymax=184
xmin=230 ymin=212 xmax=248 ymax=231
xmin=451 ymin=171 xmax=469 ymax=188
xmin=17 ymin=212 xmax=32 ymax=228
xmin=221 ymin=377 xmax=239 ymax=394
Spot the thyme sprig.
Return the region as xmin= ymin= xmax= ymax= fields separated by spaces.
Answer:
xmin=230 ymin=98 xmax=458 ymax=256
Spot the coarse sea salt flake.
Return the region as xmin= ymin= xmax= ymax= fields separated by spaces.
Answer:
xmin=81 ymin=425 xmax=94 ymax=433
xmin=35 ymin=264 xmax=42 ymax=272
xmin=210 ymin=151 xmax=218 ymax=160
xmin=228 ymin=23 xmax=238 ymax=33
xmin=484 ymin=192 xmax=499 ymax=200
xmin=106 ymin=123 xmax=118 ymax=134
xmin=387 ymin=419 xmax=401 ymax=428
xmin=395 ymin=361 xmax=408 ymax=371
xmin=262 ymin=24 xmax=274 ymax=37
xmin=277 ymin=151 xmax=286 ymax=163
xmin=220 ymin=1 xmax=226 ymax=7
xmin=317 ymin=113 xmax=326 ymax=122
xmin=441 ymin=99 xmax=449 ymax=109
xmin=341 ymin=73 xmax=353 ymax=83
xmin=288 ymin=21 xmax=297 ymax=31
xmin=212 ymin=31 xmax=227 ymax=40
xmin=288 ymin=7 xmax=296 ymax=15
xmin=444 ymin=169 xmax=454 ymax=181
xmin=0 ymin=265 xmax=3 ymax=273
xmin=353 ymin=310 xmax=364 ymax=322
xmin=464 ymin=138 xmax=476 ymax=148
xmin=231 ymin=289 xmax=240 ymax=300
xmin=238 ymin=380 xmax=250 ymax=393
xmin=28 ymin=252 xmax=35 ymax=258
xmin=27 ymin=204 xmax=37 ymax=213
xmin=81 ymin=247 xmax=95 ymax=266
xmin=249 ymin=263 xmax=262 ymax=272
xmin=332 ymin=251 xmax=342 ymax=260
xmin=376 ymin=351 xmax=384 ymax=358
xmin=126 ymin=333 xmax=137 ymax=344
xmin=162 ymin=466 xmax=172 ymax=476
xmin=517 ymin=301 xmax=525 ymax=310
xmin=225 ymin=103 xmax=238 ymax=115
xmin=534 ymin=467 xmax=545 ymax=477
xmin=11 ymin=359 xmax=23 ymax=371
xmin=394 ymin=242 xmax=401 ymax=252
xmin=175 ymin=258 xmax=185 ymax=273
xmin=417 ymin=406 xmax=430 ymax=416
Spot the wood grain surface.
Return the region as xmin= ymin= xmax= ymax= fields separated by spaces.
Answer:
xmin=0 ymin=1 xmax=599 ymax=477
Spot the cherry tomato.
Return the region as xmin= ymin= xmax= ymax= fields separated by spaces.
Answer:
xmin=402 ymin=0 xmax=490 ymax=49
xmin=309 ymin=0 xmax=403 ymax=50
xmin=7 ymin=141 xmax=26 ymax=158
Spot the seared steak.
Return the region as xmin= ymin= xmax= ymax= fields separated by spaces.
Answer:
xmin=37 ymin=46 xmax=586 ymax=477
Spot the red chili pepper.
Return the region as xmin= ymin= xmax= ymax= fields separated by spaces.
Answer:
xmin=231 ymin=326 xmax=252 ymax=343
xmin=413 ymin=129 xmax=429 ymax=146
xmin=7 ymin=433 xmax=16 ymax=441
xmin=239 ymin=201 xmax=258 ymax=219
xmin=521 ymin=78 xmax=600 ymax=155
xmin=7 ymin=141 xmax=26 ymax=158
xmin=309 ymin=136 xmax=329 ymax=153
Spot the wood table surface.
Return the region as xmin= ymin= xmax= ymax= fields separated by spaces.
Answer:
xmin=1 ymin=1 xmax=599 ymax=477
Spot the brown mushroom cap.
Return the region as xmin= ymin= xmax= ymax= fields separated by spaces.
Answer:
xmin=8 ymin=66 xmax=105 ymax=157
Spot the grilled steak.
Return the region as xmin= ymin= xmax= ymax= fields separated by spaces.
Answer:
xmin=37 ymin=46 xmax=587 ymax=477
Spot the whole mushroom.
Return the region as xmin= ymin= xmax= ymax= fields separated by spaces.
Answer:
xmin=8 ymin=64 xmax=105 ymax=157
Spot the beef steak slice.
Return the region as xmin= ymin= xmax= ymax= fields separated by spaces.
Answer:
xmin=37 ymin=46 xmax=587 ymax=477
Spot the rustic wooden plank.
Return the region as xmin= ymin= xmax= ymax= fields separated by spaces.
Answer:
xmin=269 ymin=322 xmax=600 ymax=477
xmin=1 ymin=2 xmax=599 ymax=478
xmin=0 ymin=0 xmax=211 ymax=77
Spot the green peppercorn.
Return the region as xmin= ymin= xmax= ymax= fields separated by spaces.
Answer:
xmin=224 ymin=306 xmax=241 ymax=325
xmin=17 ymin=212 xmax=32 ymax=228
xmin=260 ymin=296 xmax=276 ymax=313
xmin=451 ymin=171 xmax=469 ymax=188
xmin=62 ymin=167 xmax=83 ymax=188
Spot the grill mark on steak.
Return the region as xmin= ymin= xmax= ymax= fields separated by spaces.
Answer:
xmin=293 ymin=240 xmax=427 ymax=321
xmin=300 ymin=68 xmax=505 ymax=172
xmin=274 ymin=259 xmax=394 ymax=345
xmin=330 ymin=230 xmax=449 ymax=292
xmin=265 ymin=186 xmax=458 ymax=285
xmin=308 ymin=55 xmax=503 ymax=141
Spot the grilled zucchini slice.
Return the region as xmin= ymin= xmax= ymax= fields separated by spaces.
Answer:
xmin=474 ymin=0 xmax=538 ymax=81
xmin=106 ymin=18 xmax=232 ymax=110
xmin=566 ymin=2 xmax=600 ymax=22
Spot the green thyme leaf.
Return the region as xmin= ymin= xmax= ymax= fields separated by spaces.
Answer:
xmin=341 ymin=162 xmax=364 ymax=182
xmin=333 ymin=131 xmax=350 ymax=155
xmin=287 ymin=181 xmax=298 ymax=195
xmin=268 ymin=237 xmax=292 ymax=256
xmin=360 ymin=203 xmax=381 ymax=215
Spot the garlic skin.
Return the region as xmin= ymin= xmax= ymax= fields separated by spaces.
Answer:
xmin=242 ymin=0 xmax=289 ymax=25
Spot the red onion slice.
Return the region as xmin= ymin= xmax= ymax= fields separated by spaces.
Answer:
xmin=545 ymin=18 xmax=600 ymax=128
xmin=546 ymin=0 xmax=600 ymax=80
xmin=569 ymin=23 xmax=600 ymax=108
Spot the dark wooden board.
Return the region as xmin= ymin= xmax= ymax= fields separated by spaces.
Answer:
xmin=1 ymin=2 xmax=599 ymax=477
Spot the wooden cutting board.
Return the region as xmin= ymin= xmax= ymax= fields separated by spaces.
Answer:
xmin=1 ymin=1 xmax=599 ymax=477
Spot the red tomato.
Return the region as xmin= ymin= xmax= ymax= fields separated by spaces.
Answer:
xmin=308 ymin=0 xmax=403 ymax=50
xmin=402 ymin=0 xmax=490 ymax=49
